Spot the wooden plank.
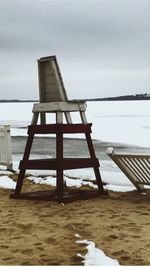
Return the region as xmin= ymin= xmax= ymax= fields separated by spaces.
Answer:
xmin=65 ymin=112 xmax=72 ymax=124
xmin=38 ymin=56 xmax=68 ymax=103
xmin=106 ymin=148 xmax=146 ymax=190
xmin=33 ymin=101 xmax=86 ymax=112
xmin=38 ymin=55 xmax=56 ymax=63
xmin=125 ymin=157 xmax=146 ymax=184
xmin=28 ymin=123 xmax=92 ymax=134
xmin=108 ymin=151 xmax=150 ymax=158
xmin=116 ymin=157 xmax=144 ymax=190
xmin=40 ymin=113 xmax=46 ymax=124
xmin=51 ymin=60 xmax=68 ymax=101
xmin=10 ymin=189 xmax=101 ymax=203
xmin=0 ymin=125 xmax=13 ymax=170
xmin=19 ymin=158 xmax=99 ymax=170
xmin=56 ymin=112 xmax=63 ymax=123
xmin=134 ymin=158 xmax=150 ymax=183
xmin=80 ymin=111 xmax=87 ymax=124
xmin=43 ymin=89 xmax=64 ymax=102
xmin=31 ymin=112 xmax=39 ymax=125
xmin=142 ymin=158 xmax=150 ymax=176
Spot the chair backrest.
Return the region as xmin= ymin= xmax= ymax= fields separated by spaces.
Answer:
xmin=38 ymin=56 xmax=68 ymax=102
xmin=32 ymin=55 xmax=87 ymax=125
xmin=106 ymin=147 xmax=150 ymax=191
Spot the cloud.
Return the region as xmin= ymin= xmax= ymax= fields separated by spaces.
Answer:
xmin=0 ymin=0 xmax=150 ymax=99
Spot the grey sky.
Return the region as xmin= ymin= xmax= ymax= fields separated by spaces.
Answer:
xmin=0 ymin=0 xmax=150 ymax=100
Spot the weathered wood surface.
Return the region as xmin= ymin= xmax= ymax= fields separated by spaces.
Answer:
xmin=38 ymin=55 xmax=68 ymax=102
xmin=0 ymin=125 xmax=13 ymax=170
xmin=32 ymin=101 xmax=86 ymax=112
xmin=106 ymin=147 xmax=150 ymax=191
xmin=13 ymin=123 xmax=106 ymax=202
xmin=12 ymin=55 xmax=104 ymax=203
xmin=35 ymin=55 xmax=88 ymax=125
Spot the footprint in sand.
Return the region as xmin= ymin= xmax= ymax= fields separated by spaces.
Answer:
xmin=20 ymin=248 xmax=33 ymax=255
xmin=0 ymin=227 xmax=7 ymax=232
xmin=45 ymin=237 xmax=57 ymax=245
xmin=141 ymin=212 xmax=149 ymax=215
xmin=104 ymin=234 xmax=119 ymax=241
xmin=21 ymin=261 xmax=31 ymax=265
xmin=109 ymin=214 xmax=119 ymax=219
xmin=13 ymin=235 xmax=26 ymax=240
xmin=106 ymin=224 xmax=120 ymax=230
xmin=112 ymin=249 xmax=126 ymax=256
xmin=2 ymin=257 xmax=13 ymax=261
xmin=131 ymin=234 xmax=141 ymax=239
xmin=1 ymin=245 xmax=9 ymax=249
xmin=15 ymin=223 xmax=33 ymax=233
xmin=112 ymin=249 xmax=131 ymax=262
xmin=128 ymin=226 xmax=140 ymax=233
xmin=120 ymin=255 xmax=131 ymax=261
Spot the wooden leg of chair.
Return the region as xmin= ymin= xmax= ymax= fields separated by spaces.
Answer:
xmin=85 ymin=132 xmax=105 ymax=194
xmin=93 ymin=166 xmax=105 ymax=193
xmin=14 ymin=169 xmax=26 ymax=195
xmin=57 ymin=168 xmax=64 ymax=203
xmin=14 ymin=133 xmax=34 ymax=195
xmin=56 ymin=132 xmax=64 ymax=202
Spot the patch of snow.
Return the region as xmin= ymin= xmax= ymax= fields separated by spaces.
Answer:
xmin=0 ymin=176 xmax=16 ymax=189
xmin=104 ymin=184 xmax=134 ymax=192
xmin=64 ymin=168 xmax=96 ymax=181
xmin=27 ymin=176 xmax=56 ymax=186
xmin=101 ymin=170 xmax=133 ymax=186
xmin=0 ymin=169 xmax=13 ymax=175
xmin=27 ymin=174 xmax=135 ymax=192
xmin=76 ymin=239 xmax=119 ymax=266
xmin=26 ymin=169 xmax=56 ymax=177
xmin=27 ymin=175 xmax=98 ymax=189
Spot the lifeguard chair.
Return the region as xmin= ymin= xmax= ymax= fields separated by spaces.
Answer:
xmin=10 ymin=56 xmax=106 ymax=203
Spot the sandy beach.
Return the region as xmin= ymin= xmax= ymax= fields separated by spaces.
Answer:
xmin=0 ymin=173 xmax=150 ymax=266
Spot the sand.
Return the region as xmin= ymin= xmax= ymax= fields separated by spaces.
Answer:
xmin=0 ymin=174 xmax=150 ymax=265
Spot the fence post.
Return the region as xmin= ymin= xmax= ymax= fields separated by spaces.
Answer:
xmin=0 ymin=125 xmax=13 ymax=171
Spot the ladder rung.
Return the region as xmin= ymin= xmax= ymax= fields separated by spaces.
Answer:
xmin=28 ymin=123 xmax=92 ymax=134
xmin=19 ymin=158 xmax=99 ymax=170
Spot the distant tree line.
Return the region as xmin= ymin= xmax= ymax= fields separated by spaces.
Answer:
xmin=0 ymin=93 xmax=150 ymax=102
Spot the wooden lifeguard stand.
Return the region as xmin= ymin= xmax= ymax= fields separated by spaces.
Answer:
xmin=10 ymin=56 xmax=106 ymax=203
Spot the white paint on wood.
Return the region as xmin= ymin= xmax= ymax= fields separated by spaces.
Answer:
xmin=64 ymin=112 xmax=72 ymax=124
xmin=80 ymin=111 xmax=87 ymax=124
xmin=56 ymin=112 xmax=63 ymax=123
xmin=33 ymin=101 xmax=86 ymax=113
xmin=0 ymin=125 xmax=13 ymax=170
xmin=106 ymin=147 xmax=150 ymax=190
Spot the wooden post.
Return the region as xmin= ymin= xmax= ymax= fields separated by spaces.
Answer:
xmin=85 ymin=132 xmax=105 ymax=194
xmin=14 ymin=133 xmax=34 ymax=195
xmin=56 ymin=131 xmax=64 ymax=202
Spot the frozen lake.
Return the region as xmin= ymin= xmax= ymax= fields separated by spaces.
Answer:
xmin=0 ymin=100 xmax=150 ymax=147
xmin=1 ymin=100 xmax=150 ymax=190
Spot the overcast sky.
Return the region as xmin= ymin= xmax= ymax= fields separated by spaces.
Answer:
xmin=0 ymin=0 xmax=150 ymax=100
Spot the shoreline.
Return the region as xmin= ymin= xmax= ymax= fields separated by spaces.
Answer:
xmin=11 ymin=136 xmax=150 ymax=161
